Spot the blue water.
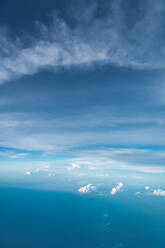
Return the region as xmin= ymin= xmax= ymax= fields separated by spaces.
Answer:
xmin=0 ymin=187 xmax=165 ymax=248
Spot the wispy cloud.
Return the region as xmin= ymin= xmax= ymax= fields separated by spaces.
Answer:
xmin=0 ymin=150 xmax=29 ymax=159
xmin=0 ymin=0 xmax=165 ymax=84
xmin=65 ymin=148 xmax=165 ymax=174
xmin=0 ymin=110 xmax=165 ymax=152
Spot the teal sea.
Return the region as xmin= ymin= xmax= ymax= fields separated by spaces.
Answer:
xmin=0 ymin=187 xmax=165 ymax=248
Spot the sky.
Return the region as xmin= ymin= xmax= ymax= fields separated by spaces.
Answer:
xmin=0 ymin=0 xmax=165 ymax=196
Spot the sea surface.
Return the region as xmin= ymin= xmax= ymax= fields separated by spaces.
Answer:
xmin=0 ymin=187 xmax=165 ymax=248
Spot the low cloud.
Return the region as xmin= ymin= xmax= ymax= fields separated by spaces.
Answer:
xmin=111 ymin=182 xmax=124 ymax=195
xmin=152 ymin=189 xmax=165 ymax=197
xmin=145 ymin=186 xmax=150 ymax=191
xmin=25 ymin=171 xmax=32 ymax=176
xmin=67 ymin=163 xmax=81 ymax=171
xmin=78 ymin=184 xmax=96 ymax=193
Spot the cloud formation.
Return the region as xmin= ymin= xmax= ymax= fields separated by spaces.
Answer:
xmin=145 ymin=186 xmax=150 ymax=191
xmin=25 ymin=171 xmax=32 ymax=176
xmin=0 ymin=150 xmax=29 ymax=159
xmin=111 ymin=182 xmax=123 ymax=195
xmin=78 ymin=184 xmax=96 ymax=193
xmin=152 ymin=189 xmax=165 ymax=197
xmin=67 ymin=163 xmax=81 ymax=171
xmin=0 ymin=0 xmax=165 ymax=84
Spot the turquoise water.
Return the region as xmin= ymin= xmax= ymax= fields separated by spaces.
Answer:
xmin=0 ymin=187 xmax=165 ymax=248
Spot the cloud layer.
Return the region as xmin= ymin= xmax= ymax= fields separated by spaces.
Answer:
xmin=0 ymin=0 xmax=165 ymax=180
xmin=0 ymin=0 xmax=165 ymax=84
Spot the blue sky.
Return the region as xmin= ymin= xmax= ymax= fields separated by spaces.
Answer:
xmin=0 ymin=0 xmax=165 ymax=195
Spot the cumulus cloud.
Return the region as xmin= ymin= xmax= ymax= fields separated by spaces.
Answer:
xmin=145 ymin=186 xmax=150 ymax=191
xmin=67 ymin=163 xmax=81 ymax=171
xmin=25 ymin=171 xmax=32 ymax=176
xmin=152 ymin=189 xmax=165 ymax=196
xmin=0 ymin=0 xmax=165 ymax=84
xmin=111 ymin=182 xmax=123 ymax=195
xmin=78 ymin=184 xmax=96 ymax=193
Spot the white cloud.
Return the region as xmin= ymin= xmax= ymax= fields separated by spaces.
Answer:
xmin=111 ymin=182 xmax=124 ymax=195
xmin=145 ymin=186 xmax=150 ymax=191
xmin=0 ymin=0 xmax=165 ymax=84
xmin=133 ymin=166 xmax=165 ymax=174
xmin=1 ymin=110 xmax=165 ymax=155
xmin=111 ymin=187 xmax=117 ymax=195
xmin=78 ymin=184 xmax=96 ymax=193
xmin=40 ymin=161 xmax=53 ymax=169
xmin=0 ymin=150 xmax=29 ymax=159
xmin=9 ymin=153 xmax=29 ymax=159
xmin=67 ymin=163 xmax=81 ymax=171
xmin=152 ymin=189 xmax=165 ymax=197
xmin=25 ymin=171 xmax=31 ymax=176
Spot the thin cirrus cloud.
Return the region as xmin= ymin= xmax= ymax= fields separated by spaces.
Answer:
xmin=0 ymin=150 xmax=29 ymax=159
xmin=0 ymin=0 xmax=165 ymax=84
xmin=0 ymin=111 xmax=165 ymax=152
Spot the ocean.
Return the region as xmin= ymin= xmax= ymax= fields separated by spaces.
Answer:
xmin=0 ymin=187 xmax=164 ymax=248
